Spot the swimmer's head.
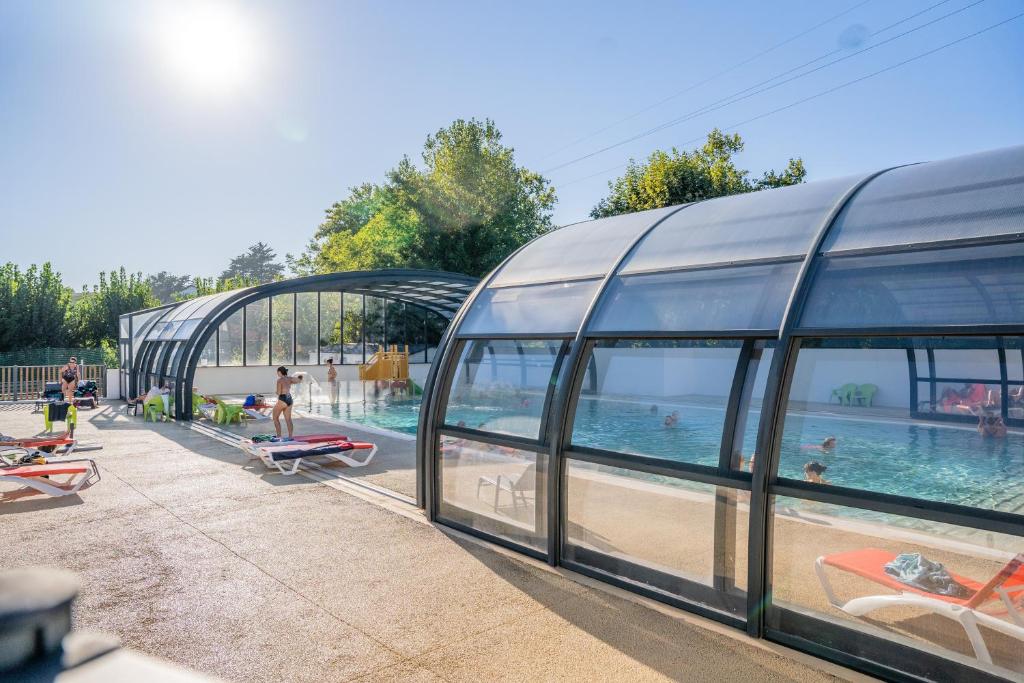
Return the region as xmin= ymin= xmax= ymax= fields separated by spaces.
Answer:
xmin=277 ymin=366 xmax=288 ymax=376
xmin=804 ymin=461 xmax=827 ymax=476
xmin=822 ymin=436 xmax=837 ymax=449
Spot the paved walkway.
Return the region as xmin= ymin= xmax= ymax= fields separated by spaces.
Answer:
xmin=0 ymin=404 xmax=856 ymax=682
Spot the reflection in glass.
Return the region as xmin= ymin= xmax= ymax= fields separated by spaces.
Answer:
xmin=770 ymin=496 xmax=1024 ymax=679
xmin=437 ymin=435 xmax=547 ymax=551
xmin=343 ymin=293 xmax=363 ymax=364
xmin=364 ymin=296 xmax=385 ymax=356
xmin=779 ymin=338 xmax=1024 ymax=513
xmin=565 ymin=460 xmax=747 ymax=617
xmin=444 ymin=339 xmax=562 ymax=440
xmin=730 ymin=342 xmax=774 ymax=471
xmin=571 ymin=340 xmax=742 ymax=466
xmin=271 ymin=294 xmax=294 ymax=365
xmin=425 ymin=311 xmax=447 ymax=363
xmin=245 ymin=299 xmax=270 ymax=366
xmin=198 ymin=335 xmax=216 ymax=367
xmin=319 ymin=293 xmax=342 ymax=364
xmin=295 ymin=292 xmax=318 ymax=365
xmin=217 ymin=309 xmax=243 ymax=367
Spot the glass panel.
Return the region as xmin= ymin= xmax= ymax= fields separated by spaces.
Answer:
xmin=217 ymin=309 xmax=243 ymax=367
xmin=170 ymin=318 xmax=200 ymax=340
xmin=343 ymin=293 xmax=364 ymax=364
xmin=822 ymin=145 xmax=1024 ymax=253
xmin=1008 ymin=341 xmax=1024 ymax=383
xmin=245 ymin=299 xmax=269 ymax=366
xmin=779 ymin=338 xmax=1024 ymax=513
xmin=565 ymin=460 xmax=748 ymax=617
xmin=425 ymin=311 xmax=447 ymax=364
xmin=386 ymin=300 xmax=406 ymax=348
xmin=933 ymin=347 xmax=999 ymax=383
xmin=319 ymin=292 xmax=342 ymax=364
xmin=591 ymin=262 xmax=799 ymax=333
xmin=490 ymin=205 xmax=677 ymax=287
xmin=295 ymin=292 xmax=318 ymax=365
xmin=769 ymin=496 xmax=1024 ymax=680
xmin=445 ymin=339 xmax=563 ymax=440
xmin=437 ymin=435 xmax=547 ymax=551
xmin=801 ymin=243 xmax=1024 ymax=329
xmin=729 ymin=342 xmax=775 ymax=471
xmin=914 ymin=348 xmax=931 ymax=380
xmin=119 ymin=316 xmax=129 ymax=338
xmin=408 ymin=305 xmax=427 ymax=363
xmin=364 ymin=296 xmax=385 ymax=356
xmin=198 ymin=335 xmax=216 ymax=367
xmin=621 ymin=174 xmax=865 ymax=274
xmin=271 ymin=294 xmax=294 ymax=365
xmin=571 ymin=340 xmax=741 ymax=466
xmin=458 ymin=279 xmax=600 ymax=336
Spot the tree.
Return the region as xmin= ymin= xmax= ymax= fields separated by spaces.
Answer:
xmin=220 ymin=242 xmax=284 ymax=283
xmin=590 ymin=129 xmax=807 ymax=218
xmin=0 ymin=262 xmax=73 ymax=351
xmin=72 ymin=268 xmax=158 ymax=347
xmin=292 ymin=118 xmax=556 ymax=279
xmin=191 ymin=275 xmax=257 ymax=297
xmin=390 ymin=118 xmax=556 ymax=277
xmin=145 ymin=271 xmax=193 ymax=304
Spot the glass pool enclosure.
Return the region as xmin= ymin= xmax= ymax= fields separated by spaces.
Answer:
xmin=417 ymin=146 xmax=1024 ymax=682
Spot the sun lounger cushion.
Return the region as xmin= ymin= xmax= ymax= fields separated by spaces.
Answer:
xmin=259 ymin=441 xmax=374 ymax=462
xmin=249 ymin=433 xmax=349 ymax=444
xmin=3 ymin=464 xmax=89 ymax=478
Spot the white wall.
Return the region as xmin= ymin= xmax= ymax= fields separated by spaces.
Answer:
xmin=193 ymin=363 xmax=431 ymax=396
xmin=593 ymin=346 xmax=740 ymax=399
xmin=789 ymin=348 xmax=911 ymax=408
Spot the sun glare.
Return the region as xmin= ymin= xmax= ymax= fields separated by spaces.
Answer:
xmin=156 ymin=3 xmax=261 ymax=94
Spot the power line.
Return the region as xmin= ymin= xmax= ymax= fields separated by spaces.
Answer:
xmin=537 ymin=0 xmax=873 ymax=161
xmin=557 ymin=11 xmax=1024 ymax=190
xmin=545 ymin=0 xmax=987 ymax=175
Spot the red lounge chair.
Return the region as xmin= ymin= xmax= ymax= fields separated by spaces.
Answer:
xmin=0 ymin=431 xmax=76 ymax=454
xmin=0 ymin=460 xmax=100 ymax=499
xmin=815 ymin=547 xmax=1024 ymax=664
xmin=246 ymin=440 xmax=377 ymax=475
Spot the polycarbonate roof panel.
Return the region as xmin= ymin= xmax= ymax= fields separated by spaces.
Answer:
xmin=458 ymin=279 xmax=601 ymax=335
xmin=488 ymin=206 xmax=680 ymax=287
xmin=619 ymin=174 xmax=868 ymax=275
xmin=800 ymin=242 xmax=1024 ymax=328
xmin=822 ymin=146 xmax=1024 ymax=254
xmin=590 ymin=261 xmax=800 ymax=333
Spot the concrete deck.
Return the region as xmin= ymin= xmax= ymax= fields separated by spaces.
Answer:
xmin=0 ymin=403 xmax=858 ymax=682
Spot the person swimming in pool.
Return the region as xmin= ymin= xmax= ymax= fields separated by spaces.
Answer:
xmin=803 ymin=460 xmax=830 ymax=484
xmin=663 ymin=411 xmax=680 ymax=427
xmin=272 ymin=366 xmax=304 ymax=440
xmin=978 ymin=412 xmax=1007 ymax=438
xmin=803 ymin=436 xmax=837 ymax=452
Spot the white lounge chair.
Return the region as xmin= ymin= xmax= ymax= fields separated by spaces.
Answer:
xmin=815 ymin=547 xmax=1024 ymax=664
xmin=246 ymin=440 xmax=377 ymax=475
xmin=0 ymin=459 xmax=100 ymax=499
xmin=477 ymin=463 xmax=536 ymax=512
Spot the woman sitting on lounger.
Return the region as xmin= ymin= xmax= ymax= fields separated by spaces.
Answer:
xmin=272 ymin=367 xmax=304 ymax=440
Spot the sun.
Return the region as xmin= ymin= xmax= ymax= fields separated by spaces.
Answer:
xmin=156 ymin=3 xmax=262 ymax=94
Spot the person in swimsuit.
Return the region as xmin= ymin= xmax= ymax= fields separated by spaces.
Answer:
xmin=59 ymin=356 xmax=80 ymax=401
xmin=272 ymin=366 xmax=304 ymax=440
xmin=326 ymin=358 xmax=337 ymax=382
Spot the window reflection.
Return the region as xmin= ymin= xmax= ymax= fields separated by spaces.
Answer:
xmin=444 ymin=339 xmax=563 ymax=440
xmin=571 ymin=340 xmax=742 ymax=466
xmin=217 ymin=309 xmax=243 ymax=367
xmin=779 ymin=338 xmax=1024 ymax=513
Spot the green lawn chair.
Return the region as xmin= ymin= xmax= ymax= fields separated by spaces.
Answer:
xmin=144 ymin=396 xmax=165 ymax=422
xmin=831 ymin=383 xmax=858 ymax=406
xmin=213 ymin=398 xmax=244 ymax=425
xmin=191 ymin=392 xmax=207 ymax=417
xmin=855 ymin=383 xmax=879 ymax=407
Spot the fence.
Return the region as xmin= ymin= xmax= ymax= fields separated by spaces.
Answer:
xmin=0 ymin=348 xmax=106 ymax=366
xmin=0 ymin=365 xmax=107 ymax=401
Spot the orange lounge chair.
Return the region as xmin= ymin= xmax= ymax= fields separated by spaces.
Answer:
xmin=0 ymin=431 xmax=76 ymax=454
xmin=0 ymin=459 xmax=100 ymax=499
xmin=815 ymin=547 xmax=1024 ymax=664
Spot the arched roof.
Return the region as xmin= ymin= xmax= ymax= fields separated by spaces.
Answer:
xmin=454 ymin=145 xmax=1024 ymax=338
xmin=124 ymin=269 xmax=479 ymax=419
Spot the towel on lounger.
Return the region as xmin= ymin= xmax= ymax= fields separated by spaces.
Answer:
xmin=883 ymin=553 xmax=972 ymax=598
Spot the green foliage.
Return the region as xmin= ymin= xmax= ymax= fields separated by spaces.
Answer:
xmin=292 ymin=118 xmax=556 ymax=278
xmin=0 ymin=262 xmax=73 ymax=352
xmin=146 ymin=271 xmax=194 ymax=304
xmin=220 ymin=242 xmax=284 ymax=283
xmin=191 ymin=275 xmax=258 ymax=297
xmin=72 ymin=268 xmax=159 ymax=347
xmin=590 ymin=129 xmax=807 ymax=218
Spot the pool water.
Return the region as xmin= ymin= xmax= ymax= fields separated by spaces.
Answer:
xmin=302 ymin=390 xmax=1024 ymax=515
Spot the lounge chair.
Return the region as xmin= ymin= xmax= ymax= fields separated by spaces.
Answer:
xmin=143 ymin=396 xmax=166 ymax=422
xmin=830 ymin=383 xmax=858 ymax=406
xmin=0 ymin=459 xmax=100 ymax=499
xmin=477 ymin=463 xmax=537 ymax=512
xmin=245 ymin=433 xmax=350 ymax=445
xmin=815 ymin=547 xmax=1024 ymax=664
xmin=246 ymin=440 xmax=377 ymax=475
xmin=212 ymin=398 xmax=244 ymax=425
xmin=0 ymin=431 xmax=76 ymax=455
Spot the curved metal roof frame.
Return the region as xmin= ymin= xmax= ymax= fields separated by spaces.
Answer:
xmin=123 ymin=269 xmax=477 ymax=420
xmin=415 ymin=145 xmax=1024 ymax=681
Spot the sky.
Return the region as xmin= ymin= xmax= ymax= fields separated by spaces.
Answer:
xmin=1 ymin=0 xmax=1022 ymax=288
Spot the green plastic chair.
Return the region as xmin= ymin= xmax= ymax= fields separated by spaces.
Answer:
xmin=144 ymin=396 xmax=165 ymax=422
xmin=855 ymin=384 xmax=879 ymax=407
xmin=191 ymin=392 xmax=207 ymax=417
xmin=213 ymin=398 xmax=244 ymax=425
xmin=831 ymin=383 xmax=858 ymax=406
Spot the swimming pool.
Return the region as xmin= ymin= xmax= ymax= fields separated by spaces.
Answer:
xmin=300 ymin=388 xmax=1024 ymax=515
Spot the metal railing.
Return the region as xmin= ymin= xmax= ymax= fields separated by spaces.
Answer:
xmin=0 ymin=365 xmax=106 ymax=401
